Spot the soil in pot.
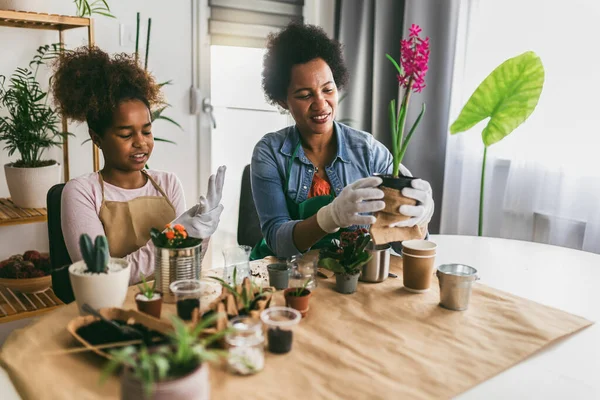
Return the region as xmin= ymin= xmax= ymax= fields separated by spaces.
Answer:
xmin=136 ymin=293 xmax=163 ymax=319
xmin=378 ymin=174 xmax=417 ymax=190
xmin=176 ymin=298 xmax=200 ymax=321
xmin=284 ymin=288 xmax=311 ymax=318
xmin=267 ymin=327 xmax=293 ymax=354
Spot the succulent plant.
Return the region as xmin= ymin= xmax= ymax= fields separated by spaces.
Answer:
xmin=79 ymin=234 xmax=109 ymax=274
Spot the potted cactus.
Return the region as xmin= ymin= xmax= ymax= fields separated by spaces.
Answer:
xmin=68 ymin=234 xmax=131 ymax=315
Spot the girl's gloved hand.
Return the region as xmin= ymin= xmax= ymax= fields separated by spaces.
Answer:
xmin=390 ymin=178 xmax=434 ymax=228
xmin=316 ymin=176 xmax=385 ymax=233
xmin=172 ymin=166 xmax=226 ymax=239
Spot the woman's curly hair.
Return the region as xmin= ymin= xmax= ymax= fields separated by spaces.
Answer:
xmin=52 ymin=46 xmax=163 ymax=135
xmin=262 ymin=22 xmax=349 ymax=105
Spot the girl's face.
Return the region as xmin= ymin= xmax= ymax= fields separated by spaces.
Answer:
xmin=280 ymin=57 xmax=339 ymax=137
xmin=93 ymin=99 xmax=154 ymax=172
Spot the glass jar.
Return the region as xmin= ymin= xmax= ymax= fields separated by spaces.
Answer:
xmin=222 ymin=245 xmax=252 ymax=285
xmin=225 ymin=316 xmax=265 ymax=375
xmin=287 ymin=254 xmax=318 ymax=290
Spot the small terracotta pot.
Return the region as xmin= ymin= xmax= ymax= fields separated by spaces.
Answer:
xmin=402 ymin=251 xmax=436 ymax=293
xmin=121 ymin=361 xmax=209 ymax=400
xmin=284 ymin=288 xmax=312 ymax=317
xmin=401 ymin=239 xmax=437 ymax=257
xmin=135 ymin=292 xmax=163 ymax=319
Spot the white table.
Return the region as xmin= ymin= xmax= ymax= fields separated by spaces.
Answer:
xmin=432 ymin=235 xmax=599 ymax=399
xmin=0 ymin=235 xmax=598 ymax=399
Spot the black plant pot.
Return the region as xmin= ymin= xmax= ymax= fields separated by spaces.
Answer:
xmin=376 ymin=174 xmax=417 ymax=191
xmin=51 ymin=264 xmax=75 ymax=304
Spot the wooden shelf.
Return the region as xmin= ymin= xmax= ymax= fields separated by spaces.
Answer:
xmin=0 ymin=285 xmax=62 ymax=324
xmin=0 ymin=9 xmax=91 ymax=30
xmin=0 ymin=198 xmax=47 ymax=227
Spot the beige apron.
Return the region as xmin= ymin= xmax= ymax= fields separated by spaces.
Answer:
xmin=98 ymin=170 xmax=177 ymax=258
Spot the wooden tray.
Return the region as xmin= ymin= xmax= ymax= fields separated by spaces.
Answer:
xmin=66 ymin=308 xmax=173 ymax=359
xmin=0 ymin=275 xmax=51 ymax=293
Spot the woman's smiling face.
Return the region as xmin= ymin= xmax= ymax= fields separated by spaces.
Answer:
xmin=280 ymin=57 xmax=338 ymax=137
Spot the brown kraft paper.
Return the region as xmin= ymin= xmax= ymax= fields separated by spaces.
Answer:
xmin=370 ymin=186 xmax=423 ymax=245
xmin=0 ymin=254 xmax=592 ymax=400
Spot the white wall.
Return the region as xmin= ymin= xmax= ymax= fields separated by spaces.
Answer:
xmin=0 ymin=1 xmax=198 ymax=259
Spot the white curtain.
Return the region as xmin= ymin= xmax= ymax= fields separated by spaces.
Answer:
xmin=441 ymin=0 xmax=600 ymax=253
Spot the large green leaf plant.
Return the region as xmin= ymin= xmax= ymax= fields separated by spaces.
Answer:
xmin=450 ymin=51 xmax=545 ymax=236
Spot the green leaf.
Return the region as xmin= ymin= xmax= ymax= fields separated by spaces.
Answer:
xmin=153 ymin=137 xmax=177 ymax=145
xmin=318 ymin=258 xmax=345 ymax=274
xmin=449 ymin=51 xmax=545 ymax=146
xmin=386 ymin=53 xmax=403 ymax=76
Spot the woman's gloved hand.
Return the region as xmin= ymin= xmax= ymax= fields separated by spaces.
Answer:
xmin=316 ymin=176 xmax=385 ymax=233
xmin=390 ymin=178 xmax=434 ymax=228
xmin=172 ymin=166 xmax=226 ymax=239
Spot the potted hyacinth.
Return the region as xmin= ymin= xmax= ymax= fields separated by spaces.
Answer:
xmin=318 ymin=229 xmax=372 ymax=294
xmin=68 ymin=234 xmax=130 ymax=315
xmin=370 ymin=24 xmax=430 ymax=243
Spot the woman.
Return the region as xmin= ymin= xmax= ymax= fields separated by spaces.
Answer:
xmin=251 ymin=23 xmax=434 ymax=259
xmin=52 ymin=47 xmax=225 ymax=284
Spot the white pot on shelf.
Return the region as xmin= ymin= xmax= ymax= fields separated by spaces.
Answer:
xmin=69 ymin=258 xmax=131 ymax=315
xmin=4 ymin=162 xmax=61 ymax=209
xmin=0 ymin=0 xmax=74 ymax=15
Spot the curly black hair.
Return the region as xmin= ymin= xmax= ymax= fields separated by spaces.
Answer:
xmin=51 ymin=46 xmax=163 ymax=135
xmin=262 ymin=22 xmax=349 ymax=105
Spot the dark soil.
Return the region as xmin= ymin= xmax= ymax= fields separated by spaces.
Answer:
xmin=267 ymin=327 xmax=293 ymax=354
xmin=176 ymin=298 xmax=200 ymax=320
xmin=76 ymin=320 xmax=167 ymax=348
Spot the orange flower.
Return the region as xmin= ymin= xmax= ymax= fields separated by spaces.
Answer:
xmin=165 ymin=231 xmax=175 ymax=240
xmin=173 ymin=224 xmax=185 ymax=233
xmin=165 ymin=223 xmax=172 ymax=229
xmin=181 ymin=231 xmax=188 ymax=239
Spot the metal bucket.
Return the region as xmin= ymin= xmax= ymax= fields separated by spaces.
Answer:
xmin=360 ymin=242 xmax=390 ymax=283
xmin=436 ymin=264 xmax=478 ymax=311
xmin=155 ymin=243 xmax=203 ymax=303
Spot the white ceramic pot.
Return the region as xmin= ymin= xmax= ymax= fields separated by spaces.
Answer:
xmin=0 ymin=0 xmax=74 ymax=15
xmin=121 ymin=362 xmax=210 ymax=400
xmin=4 ymin=162 xmax=61 ymax=209
xmin=69 ymin=258 xmax=131 ymax=315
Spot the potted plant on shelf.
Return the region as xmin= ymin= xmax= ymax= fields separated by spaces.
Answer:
xmin=283 ymin=278 xmax=312 ymax=317
xmin=136 ymin=273 xmax=163 ymax=319
xmin=0 ymin=44 xmax=69 ymax=209
xmin=101 ymin=313 xmax=227 ymax=400
xmin=370 ymin=24 xmax=430 ymax=244
xmin=151 ymin=224 xmax=203 ymax=304
xmin=318 ymin=229 xmax=372 ymax=294
xmin=450 ymin=51 xmax=545 ymax=236
xmin=68 ymin=234 xmax=130 ymax=315
xmin=0 ymin=0 xmax=114 ymax=17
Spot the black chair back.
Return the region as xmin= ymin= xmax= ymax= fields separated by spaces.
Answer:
xmin=237 ymin=165 xmax=263 ymax=247
xmin=46 ymin=183 xmax=74 ymax=303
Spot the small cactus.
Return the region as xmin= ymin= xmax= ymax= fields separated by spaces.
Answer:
xmin=79 ymin=234 xmax=109 ymax=274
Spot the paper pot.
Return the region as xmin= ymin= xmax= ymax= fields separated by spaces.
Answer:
xmin=370 ymin=176 xmax=424 ymax=245
xmin=69 ymin=258 xmax=131 ymax=315
xmin=135 ymin=292 xmax=163 ymax=319
xmin=402 ymin=250 xmax=436 ymax=293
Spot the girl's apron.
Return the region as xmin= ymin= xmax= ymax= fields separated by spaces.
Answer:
xmin=250 ymin=142 xmax=343 ymax=260
xmin=98 ymin=170 xmax=177 ymax=258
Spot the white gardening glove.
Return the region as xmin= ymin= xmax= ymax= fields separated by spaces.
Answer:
xmin=316 ymin=176 xmax=385 ymax=233
xmin=390 ymin=178 xmax=434 ymax=228
xmin=172 ymin=166 xmax=226 ymax=239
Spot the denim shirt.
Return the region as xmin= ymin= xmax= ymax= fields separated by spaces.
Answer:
xmin=251 ymin=121 xmax=398 ymax=257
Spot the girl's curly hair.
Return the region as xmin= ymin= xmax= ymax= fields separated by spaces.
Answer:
xmin=52 ymin=46 xmax=163 ymax=135
xmin=262 ymin=23 xmax=349 ymax=104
